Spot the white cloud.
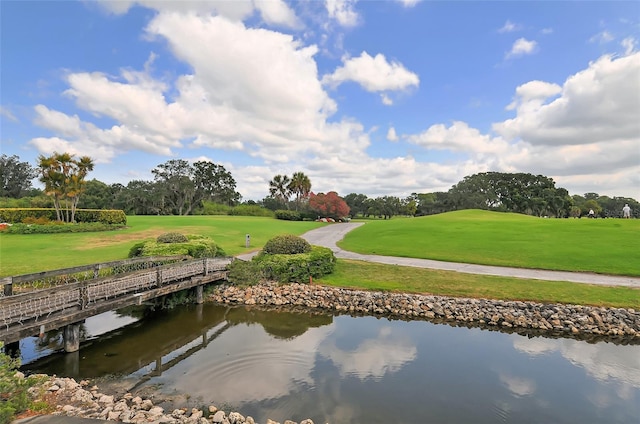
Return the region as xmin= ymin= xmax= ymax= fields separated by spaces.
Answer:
xmin=325 ymin=0 xmax=359 ymax=27
xmin=33 ymin=105 xmax=83 ymax=138
xmin=507 ymin=38 xmax=538 ymax=58
xmin=0 ymin=106 xmax=18 ymax=122
xmin=499 ymin=373 xmax=536 ymax=397
xmin=505 ymin=80 xmax=562 ymax=111
xmin=589 ymin=30 xmax=614 ymax=44
xmin=621 ymin=37 xmax=637 ymax=55
xmin=254 ymin=0 xmax=300 ymax=28
xmin=495 ymin=53 xmax=640 ymax=147
xmin=322 ymin=51 xmax=419 ymax=93
xmin=96 ymin=0 xmax=299 ymax=29
xmin=407 ymin=121 xmax=510 ymax=156
xmin=541 ymin=27 xmax=554 ymax=35
xmin=498 ymin=20 xmax=521 ymax=33
xmin=387 ymin=127 xmax=399 ymax=142
xmin=319 ymin=326 xmax=417 ymax=380
xmin=381 ymin=93 xmax=393 ymax=105
xmin=396 ymin=0 xmax=421 ymax=7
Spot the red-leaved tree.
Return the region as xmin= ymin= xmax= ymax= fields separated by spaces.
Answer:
xmin=309 ymin=191 xmax=350 ymax=220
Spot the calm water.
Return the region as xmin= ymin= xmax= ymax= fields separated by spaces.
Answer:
xmin=21 ymin=304 xmax=640 ymax=424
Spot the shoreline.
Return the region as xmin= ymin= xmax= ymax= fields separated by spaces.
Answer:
xmin=210 ymin=282 xmax=640 ymax=344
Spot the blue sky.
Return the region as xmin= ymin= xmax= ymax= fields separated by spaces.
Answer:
xmin=1 ymin=0 xmax=639 ymax=201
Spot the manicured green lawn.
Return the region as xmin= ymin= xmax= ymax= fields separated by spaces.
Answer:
xmin=0 ymin=216 xmax=323 ymax=277
xmin=318 ymin=260 xmax=640 ymax=309
xmin=339 ymin=210 xmax=640 ymax=276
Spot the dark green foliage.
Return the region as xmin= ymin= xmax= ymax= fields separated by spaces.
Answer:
xmin=130 ymin=234 xmax=226 ymax=258
xmin=227 ymin=204 xmax=274 ymax=217
xmin=0 ymin=208 xmax=126 ymax=225
xmin=157 ymin=232 xmax=189 ymax=243
xmin=128 ymin=242 xmax=147 ymax=258
xmin=4 ymin=222 xmax=125 ymax=234
xmin=227 ymin=259 xmax=263 ymax=286
xmin=263 ymin=234 xmax=311 ymax=255
xmin=0 ymin=344 xmax=45 ymax=423
xmin=254 ymin=246 xmax=336 ymax=283
xmin=274 ymin=209 xmax=302 ymax=221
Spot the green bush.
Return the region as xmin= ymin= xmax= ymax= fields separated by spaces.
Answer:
xmin=0 ymin=343 xmax=48 ymax=423
xmin=199 ymin=201 xmax=231 ymax=215
xmin=227 ymin=259 xmax=263 ymax=286
xmin=263 ymin=234 xmax=311 ymax=255
xmin=274 ymin=210 xmax=302 ymax=221
xmin=228 ymin=204 xmax=275 ymax=217
xmin=254 ymin=246 xmax=336 ymax=283
xmin=132 ymin=234 xmax=226 ymax=258
xmin=157 ymin=232 xmax=189 ymax=243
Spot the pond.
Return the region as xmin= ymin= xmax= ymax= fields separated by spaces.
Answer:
xmin=21 ymin=304 xmax=640 ymax=424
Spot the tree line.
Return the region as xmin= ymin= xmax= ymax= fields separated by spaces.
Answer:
xmin=1 ymin=154 xmax=637 ymax=219
xmin=343 ymin=172 xmax=639 ymax=219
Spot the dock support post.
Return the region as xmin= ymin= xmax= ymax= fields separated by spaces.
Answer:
xmin=196 ymin=284 xmax=204 ymax=304
xmin=63 ymin=323 xmax=81 ymax=353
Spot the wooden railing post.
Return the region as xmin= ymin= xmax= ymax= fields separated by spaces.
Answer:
xmin=2 ymin=277 xmax=13 ymax=296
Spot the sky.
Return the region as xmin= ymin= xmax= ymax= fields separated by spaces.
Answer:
xmin=1 ymin=0 xmax=639 ymax=201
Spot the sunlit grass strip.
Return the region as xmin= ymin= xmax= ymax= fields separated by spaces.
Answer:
xmin=317 ymin=260 xmax=640 ymax=309
xmin=0 ymin=216 xmax=324 ymax=277
xmin=339 ymin=210 xmax=640 ymax=276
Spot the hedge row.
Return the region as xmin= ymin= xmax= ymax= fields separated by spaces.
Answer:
xmin=274 ymin=210 xmax=302 ymax=221
xmin=0 ymin=208 xmax=127 ymax=225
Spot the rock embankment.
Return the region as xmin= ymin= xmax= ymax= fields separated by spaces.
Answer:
xmin=210 ymin=283 xmax=640 ymax=341
xmin=23 ymin=374 xmax=314 ymax=424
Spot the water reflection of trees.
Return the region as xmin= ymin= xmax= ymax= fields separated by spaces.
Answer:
xmin=225 ymin=306 xmax=333 ymax=340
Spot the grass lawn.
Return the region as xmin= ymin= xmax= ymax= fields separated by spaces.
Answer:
xmin=318 ymin=260 xmax=640 ymax=309
xmin=339 ymin=210 xmax=640 ymax=276
xmin=0 ymin=216 xmax=324 ymax=277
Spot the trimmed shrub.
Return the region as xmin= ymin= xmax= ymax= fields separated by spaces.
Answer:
xmin=254 ymin=246 xmax=336 ymax=283
xmin=131 ymin=234 xmax=226 ymax=258
xmin=228 ymin=204 xmax=275 ymax=217
xmin=4 ymin=222 xmax=123 ymax=234
xmin=227 ymin=259 xmax=263 ymax=286
xmin=274 ymin=210 xmax=302 ymax=221
xmin=263 ymin=234 xmax=311 ymax=255
xmin=157 ymin=232 xmax=189 ymax=243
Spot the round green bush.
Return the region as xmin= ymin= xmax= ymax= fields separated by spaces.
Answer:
xmin=263 ymin=234 xmax=312 ymax=255
xmin=157 ymin=232 xmax=189 ymax=243
xmin=254 ymin=245 xmax=336 ymax=283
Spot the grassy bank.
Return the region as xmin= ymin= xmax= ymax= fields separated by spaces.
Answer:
xmin=0 ymin=216 xmax=323 ymax=277
xmin=318 ymin=260 xmax=640 ymax=309
xmin=339 ymin=210 xmax=640 ymax=276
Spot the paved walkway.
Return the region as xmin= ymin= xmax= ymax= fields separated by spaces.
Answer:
xmin=264 ymin=223 xmax=640 ymax=288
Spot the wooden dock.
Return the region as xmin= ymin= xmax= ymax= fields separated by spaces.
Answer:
xmin=0 ymin=256 xmax=232 ymax=351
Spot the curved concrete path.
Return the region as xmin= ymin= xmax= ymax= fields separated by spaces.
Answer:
xmin=298 ymin=223 xmax=640 ymax=288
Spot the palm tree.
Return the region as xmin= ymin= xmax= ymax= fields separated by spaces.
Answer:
xmin=38 ymin=152 xmax=94 ymax=222
xmin=288 ymin=171 xmax=311 ymax=211
xmin=269 ymin=174 xmax=291 ymax=209
xmin=68 ymin=156 xmax=94 ymax=222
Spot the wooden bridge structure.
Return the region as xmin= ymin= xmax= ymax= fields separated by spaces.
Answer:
xmin=0 ymin=256 xmax=232 ymax=353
